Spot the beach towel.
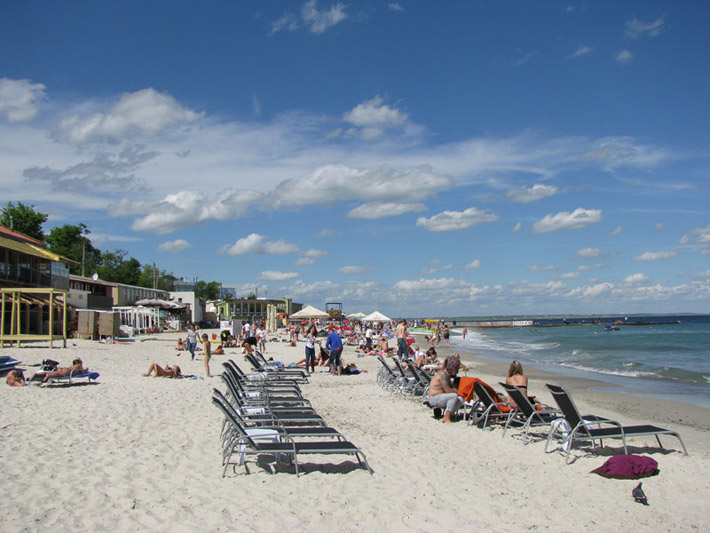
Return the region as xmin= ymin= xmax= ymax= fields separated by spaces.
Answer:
xmin=590 ymin=455 xmax=660 ymax=479
xmin=457 ymin=377 xmax=511 ymax=411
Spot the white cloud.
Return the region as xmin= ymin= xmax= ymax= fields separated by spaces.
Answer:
xmin=580 ymin=138 xmax=666 ymax=168
xmin=611 ymin=226 xmax=623 ymax=236
xmin=270 ymin=0 xmax=347 ymax=34
xmin=633 ymin=250 xmax=677 ymax=261
xmin=316 ymin=228 xmax=338 ymax=238
xmin=532 ymin=208 xmax=602 ymax=233
xmin=416 ymin=207 xmax=499 ymax=232
xmin=507 ymin=183 xmax=558 ymax=203
xmin=346 ymin=202 xmax=426 ymax=219
xmin=561 ymin=272 xmax=580 ymax=279
xmin=388 ymin=2 xmax=403 ymax=11
xmin=303 ymin=248 xmax=329 ymax=258
xmin=117 ymin=189 xmax=264 ymax=234
xmin=157 ymin=239 xmax=192 ymax=253
xmin=257 ymin=270 xmax=299 ymax=281
xmin=338 ymin=265 xmax=370 ymax=275
xmin=56 ymin=88 xmax=203 ymax=144
xmin=0 ymin=78 xmax=46 ymax=122
xmin=530 ymin=265 xmax=557 ymax=272
xmin=270 ymin=164 xmax=452 ymax=209
xmin=512 ymin=222 xmax=522 ymax=232
xmin=221 ymin=233 xmax=301 ymax=256
xmin=568 ymin=45 xmax=592 ymax=59
xmin=655 ymin=222 xmax=666 ymax=232
xmin=625 ymin=16 xmax=665 ymax=39
xmin=295 ymin=257 xmax=316 ymax=265
xmin=624 ymin=273 xmax=649 ymax=284
xmin=616 ymin=49 xmax=633 ymax=64
xmin=464 ymin=259 xmax=481 ymax=270
xmin=566 ymin=282 xmax=614 ymax=298
xmin=576 ymin=247 xmax=601 ymax=258
xmin=342 ymin=95 xmax=410 ymax=140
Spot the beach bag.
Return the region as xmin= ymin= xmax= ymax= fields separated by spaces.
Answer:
xmin=343 ymin=363 xmax=360 ymax=375
xmin=41 ymin=359 xmax=59 ymax=371
xmin=590 ymin=455 xmax=660 ymax=479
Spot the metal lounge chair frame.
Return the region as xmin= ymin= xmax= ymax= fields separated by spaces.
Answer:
xmin=498 ymin=383 xmax=560 ymax=441
xmin=545 ymin=384 xmax=688 ymax=464
xmin=213 ymin=395 xmax=373 ymax=477
xmin=469 ymin=381 xmax=518 ymax=429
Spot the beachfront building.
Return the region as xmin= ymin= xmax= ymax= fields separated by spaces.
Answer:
xmin=214 ymin=297 xmax=302 ymax=323
xmin=0 ymin=225 xmax=74 ymax=347
xmin=68 ymin=274 xmax=171 ymax=309
xmin=169 ymin=290 xmax=205 ymax=324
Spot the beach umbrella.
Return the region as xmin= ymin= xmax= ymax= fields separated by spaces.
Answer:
xmin=289 ymin=305 xmax=330 ymax=319
xmin=347 ymin=312 xmax=366 ymax=319
xmin=363 ymin=310 xmax=391 ymax=322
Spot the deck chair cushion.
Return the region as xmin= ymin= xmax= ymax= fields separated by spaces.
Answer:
xmin=590 ymin=454 xmax=660 ymax=479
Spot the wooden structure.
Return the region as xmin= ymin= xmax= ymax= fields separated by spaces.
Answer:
xmin=0 ymin=287 xmax=68 ymax=348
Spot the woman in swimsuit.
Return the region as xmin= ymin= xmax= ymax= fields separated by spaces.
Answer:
xmin=144 ymin=363 xmax=181 ymax=377
xmin=202 ymin=334 xmax=212 ymax=377
xmin=505 ymin=360 xmax=537 ymax=404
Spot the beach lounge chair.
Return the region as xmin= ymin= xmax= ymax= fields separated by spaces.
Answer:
xmin=224 ymin=360 xmax=303 ymax=393
xmin=545 ymin=384 xmax=688 ymax=464
xmin=45 ymin=371 xmax=100 ymax=386
xmin=376 ymin=354 xmax=400 ymax=391
xmin=468 ymin=381 xmax=518 ymax=429
xmin=213 ymin=395 xmax=373 ymax=477
xmin=245 ymin=354 xmax=309 ymax=382
xmin=498 ymin=383 xmax=560 ymax=441
xmin=221 ymin=373 xmax=315 ymax=412
xmin=214 ymin=388 xmax=346 ymax=452
xmin=223 ymin=362 xmax=304 ymax=398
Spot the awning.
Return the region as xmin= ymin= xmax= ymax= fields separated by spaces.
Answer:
xmin=0 ymin=235 xmax=76 ymax=264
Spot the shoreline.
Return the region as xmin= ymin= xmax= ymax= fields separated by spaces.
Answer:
xmin=410 ymin=331 xmax=710 ymax=432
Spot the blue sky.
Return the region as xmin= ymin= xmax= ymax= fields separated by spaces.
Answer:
xmin=1 ymin=1 xmax=709 ymax=317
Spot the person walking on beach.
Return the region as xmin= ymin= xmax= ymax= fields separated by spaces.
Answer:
xmin=201 ymin=333 xmax=212 ymax=377
xmin=326 ymin=328 xmax=343 ymax=376
xmin=443 ymin=325 xmax=450 ymax=346
xmin=396 ymin=319 xmax=409 ymax=359
xmin=186 ymin=325 xmax=198 ymax=360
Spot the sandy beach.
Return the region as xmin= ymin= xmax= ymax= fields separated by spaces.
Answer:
xmin=2 ymin=331 xmax=709 ymax=532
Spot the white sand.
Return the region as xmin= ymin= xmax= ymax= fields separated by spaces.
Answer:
xmin=2 ymin=331 xmax=709 ymax=531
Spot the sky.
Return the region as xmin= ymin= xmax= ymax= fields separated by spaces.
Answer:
xmin=1 ymin=1 xmax=709 ymax=318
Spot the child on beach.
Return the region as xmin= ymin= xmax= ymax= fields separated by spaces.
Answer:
xmin=202 ymin=334 xmax=212 ymax=377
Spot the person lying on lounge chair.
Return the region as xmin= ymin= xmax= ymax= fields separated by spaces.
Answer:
xmin=6 ymin=369 xmax=26 ymax=387
xmin=144 ymin=363 xmax=182 ymax=378
xmin=31 ymin=359 xmax=88 ymax=383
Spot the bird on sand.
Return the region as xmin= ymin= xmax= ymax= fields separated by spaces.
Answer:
xmin=632 ymin=482 xmax=648 ymax=505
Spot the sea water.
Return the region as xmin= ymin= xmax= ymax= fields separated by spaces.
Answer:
xmin=448 ymin=315 xmax=710 ymax=409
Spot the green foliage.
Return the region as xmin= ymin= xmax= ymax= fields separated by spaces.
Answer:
xmin=1 ymin=201 xmax=48 ymax=242
xmin=46 ymin=223 xmax=101 ymax=275
xmin=96 ymin=250 xmax=142 ymax=285
xmin=195 ymin=280 xmax=221 ymax=300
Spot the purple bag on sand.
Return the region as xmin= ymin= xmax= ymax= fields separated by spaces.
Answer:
xmin=590 ymin=454 xmax=660 ymax=479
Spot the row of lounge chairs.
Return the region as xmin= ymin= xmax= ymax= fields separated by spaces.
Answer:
xmin=470 ymin=381 xmax=687 ymax=463
xmin=376 ymin=355 xmax=687 ymax=464
xmin=213 ymin=360 xmax=373 ymax=477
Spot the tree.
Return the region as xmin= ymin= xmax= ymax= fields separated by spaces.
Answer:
xmin=46 ymin=223 xmax=101 ymax=275
xmin=96 ymin=250 xmax=142 ymax=285
xmin=195 ymin=280 xmax=220 ymax=300
xmin=0 ymin=201 xmax=48 ymax=241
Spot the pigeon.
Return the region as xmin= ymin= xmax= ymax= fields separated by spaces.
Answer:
xmin=632 ymin=482 xmax=648 ymax=505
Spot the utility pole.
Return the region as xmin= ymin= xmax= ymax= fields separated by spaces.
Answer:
xmin=153 ymin=261 xmax=157 ymax=289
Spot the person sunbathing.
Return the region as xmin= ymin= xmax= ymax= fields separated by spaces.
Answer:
xmin=213 ymin=343 xmax=225 ymax=355
xmin=144 ymin=363 xmax=182 ymax=378
xmin=6 ymin=369 xmax=26 ymax=387
xmin=31 ymin=359 xmax=88 ymax=383
xmin=175 ymin=337 xmax=186 ymax=350
xmin=505 ymin=360 xmax=537 ymax=405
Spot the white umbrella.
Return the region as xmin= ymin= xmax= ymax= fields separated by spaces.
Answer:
xmin=289 ymin=305 xmax=330 ymax=319
xmin=347 ymin=312 xmax=366 ymax=319
xmin=363 ymin=310 xmax=391 ymax=322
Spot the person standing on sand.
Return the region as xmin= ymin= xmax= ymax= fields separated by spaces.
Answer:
xmin=326 ymin=328 xmax=343 ymax=376
xmin=186 ymin=325 xmax=198 ymax=360
xmin=396 ymin=319 xmax=409 ymax=359
xmin=201 ymin=334 xmax=212 ymax=377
